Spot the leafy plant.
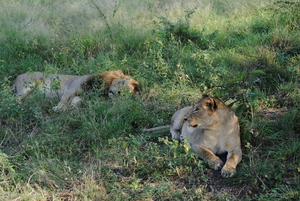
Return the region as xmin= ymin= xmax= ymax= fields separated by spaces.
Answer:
xmin=0 ymin=150 xmax=15 ymax=182
xmin=212 ymin=69 xmax=267 ymax=142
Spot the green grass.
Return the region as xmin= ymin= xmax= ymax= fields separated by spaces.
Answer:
xmin=1 ymin=0 xmax=299 ymax=200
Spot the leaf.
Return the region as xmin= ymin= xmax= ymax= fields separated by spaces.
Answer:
xmin=233 ymin=70 xmax=247 ymax=82
xmin=227 ymin=101 xmax=236 ymax=108
xmin=240 ymin=70 xmax=247 ymax=80
xmin=250 ymin=70 xmax=266 ymax=75
xmin=235 ymin=103 xmax=246 ymax=117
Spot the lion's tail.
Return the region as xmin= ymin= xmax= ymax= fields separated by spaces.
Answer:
xmin=143 ymin=125 xmax=170 ymax=132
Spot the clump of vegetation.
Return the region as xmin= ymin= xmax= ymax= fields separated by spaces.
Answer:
xmin=157 ymin=7 xmax=217 ymax=50
xmin=0 ymin=0 xmax=299 ymax=200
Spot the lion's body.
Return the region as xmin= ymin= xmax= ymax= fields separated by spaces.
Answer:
xmin=13 ymin=70 xmax=140 ymax=111
xmin=182 ymin=95 xmax=242 ymax=177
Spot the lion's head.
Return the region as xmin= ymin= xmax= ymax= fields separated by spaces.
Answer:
xmin=184 ymin=94 xmax=233 ymax=129
xmin=98 ymin=70 xmax=140 ymax=97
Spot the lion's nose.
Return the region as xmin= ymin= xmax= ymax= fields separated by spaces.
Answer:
xmin=189 ymin=123 xmax=198 ymax=128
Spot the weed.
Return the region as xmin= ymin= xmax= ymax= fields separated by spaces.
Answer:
xmin=271 ymin=0 xmax=300 ymax=30
xmin=278 ymin=80 xmax=300 ymax=107
xmin=0 ymin=151 xmax=15 ymax=182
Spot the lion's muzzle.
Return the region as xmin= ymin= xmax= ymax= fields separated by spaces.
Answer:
xmin=187 ymin=117 xmax=199 ymax=128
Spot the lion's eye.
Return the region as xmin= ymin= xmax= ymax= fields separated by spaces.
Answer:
xmin=193 ymin=107 xmax=198 ymax=113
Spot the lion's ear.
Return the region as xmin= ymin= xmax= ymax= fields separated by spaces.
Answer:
xmin=131 ymin=81 xmax=141 ymax=92
xmin=204 ymin=97 xmax=217 ymax=112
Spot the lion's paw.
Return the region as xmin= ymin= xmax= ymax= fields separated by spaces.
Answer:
xmin=52 ymin=106 xmax=64 ymax=112
xmin=221 ymin=166 xmax=236 ymax=178
xmin=208 ymin=158 xmax=224 ymax=170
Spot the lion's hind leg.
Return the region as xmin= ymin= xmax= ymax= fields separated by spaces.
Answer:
xmin=170 ymin=126 xmax=182 ymax=140
xmin=52 ymin=88 xmax=81 ymax=112
xmin=14 ymin=74 xmax=41 ymax=102
xmin=14 ymin=84 xmax=32 ymax=102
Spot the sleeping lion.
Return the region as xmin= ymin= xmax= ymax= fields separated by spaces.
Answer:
xmin=13 ymin=70 xmax=140 ymax=112
xmin=144 ymin=94 xmax=242 ymax=177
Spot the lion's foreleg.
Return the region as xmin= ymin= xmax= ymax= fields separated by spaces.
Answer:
xmin=221 ymin=148 xmax=242 ymax=177
xmin=53 ymin=90 xmax=77 ymax=112
xmin=193 ymin=144 xmax=224 ymax=171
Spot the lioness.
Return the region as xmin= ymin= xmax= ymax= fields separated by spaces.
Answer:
xmin=13 ymin=70 xmax=140 ymax=112
xmin=144 ymin=94 xmax=242 ymax=177
xmin=182 ymin=94 xmax=242 ymax=177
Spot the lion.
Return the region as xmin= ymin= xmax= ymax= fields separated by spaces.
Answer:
xmin=13 ymin=70 xmax=140 ymax=112
xmin=144 ymin=94 xmax=242 ymax=177
xmin=182 ymin=94 xmax=242 ymax=177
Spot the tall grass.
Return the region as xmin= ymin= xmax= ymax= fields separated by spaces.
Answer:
xmin=1 ymin=0 xmax=299 ymax=200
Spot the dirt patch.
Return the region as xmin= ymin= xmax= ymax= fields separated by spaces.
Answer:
xmin=258 ymin=107 xmax=288 ymax=120
xmin=202 ymin=169 xmax=251 ymax=200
